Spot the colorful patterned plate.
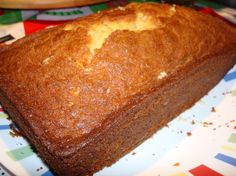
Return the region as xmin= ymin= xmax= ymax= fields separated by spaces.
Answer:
xmin=0 ymin=1 xmax=236 ymax=175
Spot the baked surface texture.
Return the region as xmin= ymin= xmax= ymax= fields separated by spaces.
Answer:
xmin=0 ymin=3 xmax=236 ymax=175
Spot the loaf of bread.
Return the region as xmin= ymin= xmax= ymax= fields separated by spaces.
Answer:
xmin=0 ymin=3 xmax=235 ymax=175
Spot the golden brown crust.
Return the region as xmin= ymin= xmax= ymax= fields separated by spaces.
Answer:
xmin=0 ymin=3 xmax=236 ymax=175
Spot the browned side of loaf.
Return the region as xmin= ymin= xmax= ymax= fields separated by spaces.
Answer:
xmin=0 ymin=3 xmax=235 ymax=176
xmin=0 ymin=46 xmax=234 ymax=175
xmin=53 ymin=51 xmax=236 ymax=175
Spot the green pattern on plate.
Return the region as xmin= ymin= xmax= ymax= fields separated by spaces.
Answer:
xmin=0 ymin=113 xmax=8 ymax=119
xmin=231 ymin=89 xmax=236 ymax=96
xmin=228 ymin=133 xmax=236 ymax=144
xmin=90 ymin=3 xmax=108 ymax=13
xmin=43 ymin=10 xmax=83 ymax=16
xmin=196 ymin=0 xmax=224 ymax=9
xmin=7 ymin=146 xmax=34 ymax=161
xmin=0 ymin=10 xmax=22 ymax=24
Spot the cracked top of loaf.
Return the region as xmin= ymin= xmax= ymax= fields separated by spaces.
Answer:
xmin=0 ymin=3 xmax=235 ymax=156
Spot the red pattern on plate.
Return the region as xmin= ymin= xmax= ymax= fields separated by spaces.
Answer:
xmin=23 ymin=20 xmax=70 ymax=35
xmin=189 ymin=164 xmax=223 ymax=176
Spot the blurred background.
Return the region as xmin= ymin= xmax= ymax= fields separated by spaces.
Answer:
xmin=0 ymin=0 xmax=235 ymax=44
xmin=0 ymin=0 xmax=235 ymax=9
xmin=162 ymin=0 xmax=236 ymax=7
